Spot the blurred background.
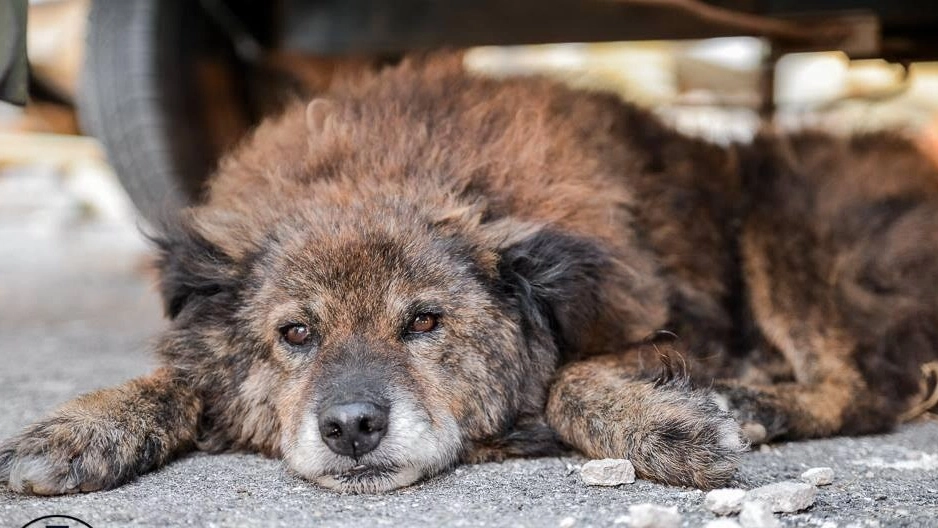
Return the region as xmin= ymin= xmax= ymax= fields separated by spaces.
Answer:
xmin=2 ymin=0 xmax=938 ymax=252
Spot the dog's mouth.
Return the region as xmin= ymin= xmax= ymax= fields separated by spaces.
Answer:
xmin=314 ymin=463 xmax=422 ymax=493
xmin=335 ymin=463 xmax=394 ymax=481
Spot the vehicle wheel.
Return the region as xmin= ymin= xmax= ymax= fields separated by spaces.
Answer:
xmin=78 ymin=0 xmax=232 ymax=223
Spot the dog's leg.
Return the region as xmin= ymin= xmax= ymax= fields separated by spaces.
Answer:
xmin=0 ymin=367 xmax=200 ymax=495
xmin=728 ymin=179 xmax=938 ymax=443
xmin=716 ymin=320 xmax=938 ymax=444
xmin=716 ymin=375 xmax=861 ymax=444
xmin=546 ymin=343 xmax=746 ymax=489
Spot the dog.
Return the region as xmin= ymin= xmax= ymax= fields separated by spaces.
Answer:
xmin=2 ymin=56 xmax=937 ymax=495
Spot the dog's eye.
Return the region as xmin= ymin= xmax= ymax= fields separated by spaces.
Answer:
xmin=280 ymin=324 xmax=313 ymax=347
xmin=408 ymin=313 xmax=438 ymax=334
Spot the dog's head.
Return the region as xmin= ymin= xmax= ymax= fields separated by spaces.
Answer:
xmin=152 ymin=96 xmax=618 ymax=493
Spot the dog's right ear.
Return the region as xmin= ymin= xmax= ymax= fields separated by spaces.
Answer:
xmin=152 ymin=222 xmax=238 ymax=320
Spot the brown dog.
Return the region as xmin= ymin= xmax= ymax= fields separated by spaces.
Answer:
xmin=2 ymin=57 xmax=937 ymax=495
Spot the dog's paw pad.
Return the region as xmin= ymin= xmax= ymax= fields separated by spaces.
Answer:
xmin=739 ymin=422 xmax=768 ymax=444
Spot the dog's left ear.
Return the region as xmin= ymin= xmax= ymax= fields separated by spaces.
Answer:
xmin=494 ymin=225 xmax=612 ymax=354
xmin=152 ymin=222 xmax=239 ymax=320
xmin=306 ymin=98 xmax=336 ymax=137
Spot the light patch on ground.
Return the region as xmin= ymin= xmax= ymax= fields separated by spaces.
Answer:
xmin=851 ymin=452 xmax=938 ymax=471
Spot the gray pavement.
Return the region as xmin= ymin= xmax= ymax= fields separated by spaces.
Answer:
xmin=1 ymin=165 xmax=937 ymax=527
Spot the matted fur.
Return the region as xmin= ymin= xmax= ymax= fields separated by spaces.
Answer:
xmin=3 ymin=56 xmax=938 ymax=495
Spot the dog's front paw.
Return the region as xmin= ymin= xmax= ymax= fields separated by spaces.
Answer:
xmin=626 ymin=384 xmax=747 ymax=488
xmin=1 ymin=370 xmax=200 ymax=495
xmin=548 ymin=370 xmax=748 ymax=489
xmin=0 ymin=419 xmax=118 ymax=495
xmin=0 ymin=415 xmax=154 ymax=495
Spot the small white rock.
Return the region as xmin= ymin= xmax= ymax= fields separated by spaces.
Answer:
xmin=739 ymin=501 xmax=781 ymax=528
xmin=704 ymin=488 xmax=748 ymax=515
xmin=745 ymin=481 xmax=817 ymax=512
xmin=705 ymin=520 xmax=743 ymax=528
xmin=580 ymin=458 xmax=636 ymax=486
xmin=628 ymin=504 xmax=682 ymax=528
xmin=558 ymin=516 xmax=576 ymax=528
xmin=801 ymin=467 xmax=835 ymax=486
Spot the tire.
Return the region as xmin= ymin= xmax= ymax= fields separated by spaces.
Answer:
xmin=78 ymin=0 xmax=219 ymax=223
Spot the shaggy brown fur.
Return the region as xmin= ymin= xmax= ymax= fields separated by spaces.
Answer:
xmin=2 ymin=56 xmax=937 ymax=494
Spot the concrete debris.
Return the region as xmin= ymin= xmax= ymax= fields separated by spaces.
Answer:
xmin=580 ymin=458 xmax=636 ymax=486
xmin=704 ymin=488 xmax=748 ymax=515
xmin=739 ymin=501 xmax=781 ymax=528
xmin=628 ymin=504 xmax=682 ymax=528
xmin=801 ymin=467 xmax=835 ymax=486
xmin=746 ymin=481 xmax=817 ymax=512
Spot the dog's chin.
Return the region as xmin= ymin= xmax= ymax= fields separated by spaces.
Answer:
xmin=312 ymin=464 xmax=426 ymax=493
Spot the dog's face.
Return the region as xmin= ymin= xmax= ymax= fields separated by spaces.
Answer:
xmin=157 ymin=198 xmax=611 ymax=493
xmin=254 ymin=209 xmax=530 ymax=493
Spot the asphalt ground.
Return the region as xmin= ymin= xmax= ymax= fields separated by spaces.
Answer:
xmin=0 ymin=165 xmax=936 ymax=528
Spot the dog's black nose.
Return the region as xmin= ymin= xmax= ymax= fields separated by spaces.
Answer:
xmin=318 ymin=402 xmax=389 ymax=458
